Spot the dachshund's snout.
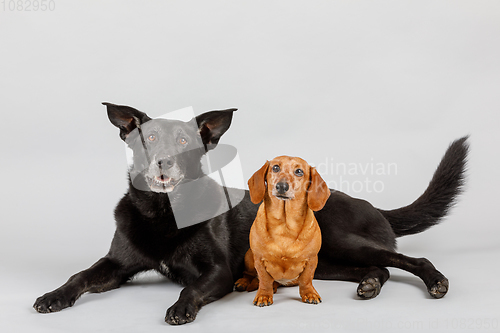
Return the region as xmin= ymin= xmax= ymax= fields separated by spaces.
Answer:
xmin=275 ymin=181 xmax=289 ymax=195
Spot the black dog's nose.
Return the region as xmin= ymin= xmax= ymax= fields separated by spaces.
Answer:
xmin=275 ymin=181 xmax=289 ymax=194
xmin=157 ymin=157 xmax=174 ymax=169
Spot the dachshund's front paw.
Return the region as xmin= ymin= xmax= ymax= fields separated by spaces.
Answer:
xmin=253 ymin=294 xmax=273 ymax=307
xmin=301 ymin=292 xmax=322 ymax=304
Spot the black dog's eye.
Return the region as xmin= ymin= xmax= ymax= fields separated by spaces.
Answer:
xmin=295 ymin=169 xmax=304 ymax=177
xmin=179 ymin=137 xmax=187 ymax=145
xmin=148 ymin=134 xmax=156 ymax=141
xmin=272 ymin=165 xmax=280 ymax=173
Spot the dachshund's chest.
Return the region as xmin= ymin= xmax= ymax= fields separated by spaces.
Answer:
xmin=262 ymin=255 xmax=307 ymax=283
xmin=259 ymin=236 xmax=314 ymax=282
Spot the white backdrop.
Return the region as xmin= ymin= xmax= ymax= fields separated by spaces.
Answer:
xmin=1 ymin=1 xmax=499 ymax=332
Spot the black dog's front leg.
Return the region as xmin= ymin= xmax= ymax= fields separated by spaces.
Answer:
xmin=165 ymin=266 xmax=234 ymax=325
xmin=34 ymin=257 xmax=138 ymax=313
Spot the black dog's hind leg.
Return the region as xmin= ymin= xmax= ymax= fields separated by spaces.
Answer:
xmin=314 ymin=261 xmax=390 ymax=299
xmin=33 ymin=257 xmax=142 ymax=313
xmin=350 ymin=248 xmax=449 ymax=299
xmin=165 ymin=265 xmax=234 ymax=325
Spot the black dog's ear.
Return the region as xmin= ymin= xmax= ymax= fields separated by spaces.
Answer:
xmin=196 ymin=108 xmax=237 ymax=149
xmin=103 ymin=102 xmax=151 ymax=141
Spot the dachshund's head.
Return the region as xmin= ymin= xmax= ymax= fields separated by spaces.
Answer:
xmin=248 ymin=156 xmax=330 ymax=211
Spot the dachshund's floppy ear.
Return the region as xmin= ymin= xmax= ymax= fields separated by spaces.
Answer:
xmin=307 ymin=167 xmax=330 ymax=211
xmin=248 ymin=161 xmax=270 ymax=204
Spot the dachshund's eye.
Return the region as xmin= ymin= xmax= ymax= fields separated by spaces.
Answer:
xmin=179 ymin=137 xmax=187 ymax=145
xmin=294 ymin=169 xmax=304 ymax=177
xmin=148 ymin=134 xmax=156 ymax=141
xmin=272 ymin=165 xmax=280 ymax=173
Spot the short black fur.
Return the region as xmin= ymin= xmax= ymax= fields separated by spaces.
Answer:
xmin=34 ymin=103 xmax=468 ymax=325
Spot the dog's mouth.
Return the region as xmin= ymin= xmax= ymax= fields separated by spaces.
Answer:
xmin=275 ymin=194 xmax=293 ymax=200
xmin=146 ymin=174 xmax=183 ymax=193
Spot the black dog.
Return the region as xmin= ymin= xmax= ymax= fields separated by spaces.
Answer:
xmin=34 ymin=103 xmax=468 ymax=325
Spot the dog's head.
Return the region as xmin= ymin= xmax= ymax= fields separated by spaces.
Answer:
xmin=248 ymin=156 xmax=330 ymax=211
xmin=104 ymin=102 xmax=236 ymax=193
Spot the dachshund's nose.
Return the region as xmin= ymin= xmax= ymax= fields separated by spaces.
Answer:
xmin=276 ymin=181 xmax=289 ymax=194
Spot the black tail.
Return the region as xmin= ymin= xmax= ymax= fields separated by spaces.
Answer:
xmin=379 ymin=136 xmax=469 ymax=237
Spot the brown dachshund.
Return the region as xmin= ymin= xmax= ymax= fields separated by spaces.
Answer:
xmin=235 ymin=156 xmax=330 ymax=306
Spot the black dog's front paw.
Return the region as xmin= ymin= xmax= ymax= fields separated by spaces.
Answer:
xmin=165 ymin=300 xmax=198 ymax=325
xmin=33 ymin=290 xmax=77 ymax=313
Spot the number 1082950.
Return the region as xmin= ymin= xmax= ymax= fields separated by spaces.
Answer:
xmin=2 ymin=0 xmax=55 ymax=12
